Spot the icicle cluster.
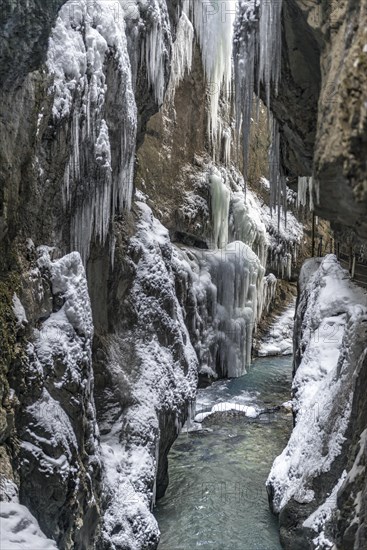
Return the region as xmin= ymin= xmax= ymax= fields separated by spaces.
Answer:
xmin=234 ymin=0 xmax=283 ymax=188
xmin=297 ymin=176 xmax=314 ymax=210
xmin=166 ymin=11 xmax=194 ymax=102
xmin=47 ymin=0 xmax=173 ymax=263
xmin=144 ymin=0 xmax=171 ymax=106
xmin=190 ymin=0 xmax=237 ymax=144
xmin=269 ymin=115 xmax=287 ymax=222
xmin=47 ymin=0 xmax=138 ymax=263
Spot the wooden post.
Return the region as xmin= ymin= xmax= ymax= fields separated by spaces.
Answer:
xmin=311 ymin=212 xmax=316 ymax=257
xmin=337 ymin=242 xmax=340 ymax=259
xmin=330 ymin=238 xmax=333 ymax=254
xmin=349 ymin=247 xmax=353 ymax=272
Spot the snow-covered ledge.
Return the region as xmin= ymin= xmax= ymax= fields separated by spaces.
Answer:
xmin=266 ymin=255 xmax=367 ymax=549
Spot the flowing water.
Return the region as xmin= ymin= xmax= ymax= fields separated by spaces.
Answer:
xmin=154 ymin=356 xmax=293 ymax=550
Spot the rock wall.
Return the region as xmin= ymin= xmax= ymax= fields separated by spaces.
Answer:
xmin=0 ymin=2 xmax=308 ymax=549
xmin=270 ymin=0 xmax=367 ymax=241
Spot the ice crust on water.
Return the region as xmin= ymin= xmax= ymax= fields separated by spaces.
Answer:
xmin=267 ymin=256 xmax=367 ymax=515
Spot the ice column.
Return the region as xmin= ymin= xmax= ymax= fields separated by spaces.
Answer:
xmin=209 ymin=168 xmax=230 ymax=249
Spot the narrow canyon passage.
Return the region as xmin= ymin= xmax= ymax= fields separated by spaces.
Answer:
xmin=1 ymin=1 xmax=367 ymax=550
xmin=155 ymin=355 xmax=293 ymax=550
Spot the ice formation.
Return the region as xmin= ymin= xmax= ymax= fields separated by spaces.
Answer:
xmin=234 ymin=1 xmax=283 ymax=192
xmin=298 ymin=176 xmax=315 ymax=210
xmin=190 ymin=0 xmax=237 ymax=143
xmin=47 ymin=0 xmax=174 ymax=263
xmin=175 ymin=240 xmax=265 ymax=378
xmin=209 ymin=167 xmax=230 ymax=248
xmin=167 ymin=11 xmax=194 ymax=102
xmin=267 ymin=256 xmax=367 ymax=514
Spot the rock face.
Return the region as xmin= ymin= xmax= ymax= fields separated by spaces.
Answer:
xmin=272 ymin=0 xmax=367 ymax=240
xmin=262 ymin=2 xmax=367 ymax=548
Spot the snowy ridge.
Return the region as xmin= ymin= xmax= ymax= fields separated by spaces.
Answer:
xmin=267 ymin=256 xmax=367 ymax=516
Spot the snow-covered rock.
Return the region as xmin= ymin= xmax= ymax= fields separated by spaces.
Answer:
xmin=267 ymin=255 xmax=367 ymax=548
xmin=258 ymin=299 xmax=296 ymax=357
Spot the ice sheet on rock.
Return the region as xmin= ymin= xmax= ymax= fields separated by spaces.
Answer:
xmin=267 ymin=256 xmax=367 ymax=514
xmin=176 ymin=240 xmax=265 ymax=377
xmin=209 ymin=166 xmax=230 ymax=248
xmin=0 ymin=501 xmax=58 ymax=550
xmin=258 ymin=299 xmax=296 ymax=357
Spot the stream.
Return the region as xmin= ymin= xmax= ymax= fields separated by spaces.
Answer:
xmin=154 ymin=356 xmax=293 ymax=550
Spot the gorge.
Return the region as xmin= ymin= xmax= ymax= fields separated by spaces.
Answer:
xmin=0 ymin=1 xmax=367 ymax=549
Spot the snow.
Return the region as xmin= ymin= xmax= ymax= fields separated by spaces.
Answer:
xmin=98 ymin=201 xmax=198 ymax=548
xmin=0 ymin=501 xmax=58 ymax=550
xmin=258 ymin=299 xmax=296 ymax=356
xmin=303 ymin=470 xmax=347 ymax=534
xmin=267 ymin=255 xmax=367 ymax=514
xmin=12 ymin=293 xmax=27 ymax=326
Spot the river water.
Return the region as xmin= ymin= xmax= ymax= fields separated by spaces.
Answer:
xmin=154 ymin=356 xmax=293 ymax=550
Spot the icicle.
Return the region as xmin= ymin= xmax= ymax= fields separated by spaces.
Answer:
xmin=167 ymin=12 xmax=194 ymax=102
xmin=47 ymin=0 xmax=138 ymax=264
xmin=222 ymin=127 xmax=231 ymax=166
xmin=297 ymin=176 xmax=314 ymax=210
xmin=258 ymin=0 xmax=283 ymax=109
xmin=234 ymin=0 xmax=283 ymax=187
xmin=209 ymin=167 xmax=230 ymax=249
xmin=190 ymin=0 xmax=237 ymax=144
